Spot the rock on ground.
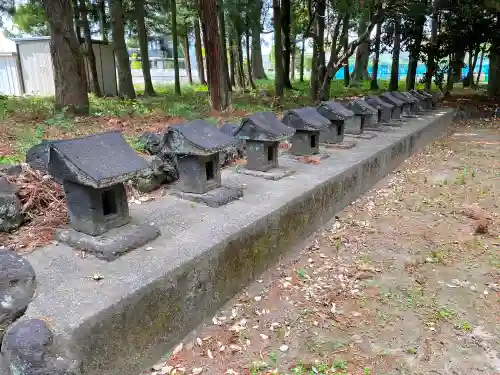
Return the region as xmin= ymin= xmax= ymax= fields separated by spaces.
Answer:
xmin=1 ymin=318 xmax=81 ymax=375
xmin=0 ymin=249 xmax=36 ymax=342
xmin=25 ymin=140 xmax=52 ymax=174
xmin=0 ymin=178 xmax=22 ymax=233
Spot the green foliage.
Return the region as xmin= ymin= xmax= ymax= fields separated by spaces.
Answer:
xmin=11 ymin=2 xmax=48 ymax=36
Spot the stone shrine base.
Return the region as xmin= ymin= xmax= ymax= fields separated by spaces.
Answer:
xmin=169 ymin=186 xmax=243 ymax=207
xmin=236 ymin=166 xmax=296 ymax=180
xmin=345 ymin=131 xmax=378 ymax=140
xmin=363 ymin=125 xmax=394 ymax=132
xmin=56 ymin=223 xmax=160 ymax=261
xmin=321 ymin=140 xmax=357 ymax=149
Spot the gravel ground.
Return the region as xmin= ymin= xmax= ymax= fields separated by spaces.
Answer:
xmin=146 ymin=118 xmax=500 ymax=375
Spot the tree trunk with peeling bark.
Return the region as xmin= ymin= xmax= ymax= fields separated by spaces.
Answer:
xmin=342 ymin=13 xmax=350 ymax=87
xmin=281 ymin=0 xmax=292 ymax=89
xmin=217 ymin=2 xmax=231 ymax=92
xmin=79 ymin=0 xmax=101 ymax=96
xmin=251 ymin=0 xmax=267 ymax=79
xmin=229 ymin=34 xmax=236 ymax=86
xmin=273 ymin=0 xmax=284 ymax=98
xmin=135 ymin=0 xmax=155 ymax=96
xmin=299 ymin=38 xmax=305 ymax=82
xmin=406 ymin=12 xmax=425 ymax=90
xmin=183 ymin=28 xmax=193 ymax=85
xmin=351 ymin=12 xmax=370 ymax=83
xmin=245 ymin=15 xmax=256 ymax=90
xmin=476 ymin=45 xmax=485 ymax=86
xmin=310 ymin=0 xmax=325 ymax=101
xmin=389 ymin=15 xmax=401 ymax=91
xmin=320 ymin=15 xmax=342 ymax=100
xmin=194 ymin=19 xmax=207 ymax=85
xmin=370 ymin=20 xmax=381 ymax=90
xmin=425 ymin=3 xmax=438 ymax=90
xmin=171 ymin=0 xmax=181 ymax=95
xmin=42 ymin=0 xmax=89 ymax=115
xmin=108 ymin=0 xmax=135 ymax=98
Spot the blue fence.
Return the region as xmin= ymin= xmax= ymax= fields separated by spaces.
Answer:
xmin=333 ymin=63 xmax=490 ymax=82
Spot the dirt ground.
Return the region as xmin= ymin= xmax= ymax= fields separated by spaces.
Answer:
xmin=147 ymin=118 xmax=500 ymax=375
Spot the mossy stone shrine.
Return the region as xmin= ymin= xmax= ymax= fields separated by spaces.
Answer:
xmin=164 ymin=120 xmax=243 ymax=207
xmin=282 ymin=107 xmax=331 ymax=156
xmin=364 ymin=96 xmax=395 ymax=123
xmin=48 ymin=131 xmax=160 ymax=260
xmin=317 ymin=100 xmax=359 ymax=138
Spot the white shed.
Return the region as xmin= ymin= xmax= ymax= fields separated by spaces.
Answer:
xmin=14 ymin=37 xmax=118 ymax=97
xmin=0 ymin=32 xmax=22 ymax=95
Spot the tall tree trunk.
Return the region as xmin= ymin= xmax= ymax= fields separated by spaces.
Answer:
xmin=200 ymin=0 xmax=227 ymax=109
xmin=351 ymin=12 xmax=370 ymax=83
xmin=452 ymin=49 xmax=465 ymax=83
xmin=464 ymin=46 xmax=480 ymax=88
xmin=342 ymin=13 xmax=350 ymax=87
xmin=476 ymin=45 xmax=485 ymax=86
xmin=98 ymin=0 xmax=108 ymax=42
xmin=320 ymin=15 xmax=342 ymax=100
xmin=299 ymin=37 xmax=305 ymax=82
xmin=245 ymin=16 xmax=256 ymax=89
xmin=171 ymin=0 xmax=181 ymax=95
xmin=291 ymin=38 xmax=296 ymax=81
xmin=273 ymin=0 xmax=284 ymax=97
xmin=217 ymin=2 xmax=231 ymax=92
xmin=370 ymin=20 xmax=381 ymax=90
xmin=389 ymin=15 xmax=401 ymax=91
xmin=488 ymin=19 xmax=500 ymax=97
xmin=425 ymin=3 xmax=438 ymax=90
xmin=406 ymin=12 xmax=425 ymax=90
xmin=41 ymin=0 xmax=89 ymax=115
xmin=183 ymin=28 xmax=193 ymax=85
xmin=281 ymin=0 xmax=292 ymax=89
xmin=194 ymin=19 xmax=207 ymax=84
xmin=310 ymin=0 xmax=325 ymax=100
xmin=229 ymin=33 xmax=236 ymax=86
xmin=135 ymin=0 xmax=155 ymax=96
xmin=79 ymin=0 xmax=101 ymax=96
xmin=201 ymin=19 xmax=211 ymax=83
xmin=235 ymin=23 xmax=246 ymax=88
xmin=72 ymin=0 xmax=81 ymax=39
xmin=251 ymin=0 xmax=267 ymax=79
xmin=108 ymin=0 xmax=135 ymax=98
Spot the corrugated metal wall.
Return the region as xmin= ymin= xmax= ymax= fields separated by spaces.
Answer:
xmin=18 ymin=40 xmax=55 ymax=96
xmin=0 ymin=54 xmax=22 ymax=95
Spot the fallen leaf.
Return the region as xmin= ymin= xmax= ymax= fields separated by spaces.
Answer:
xmin=280 ymin=345 xmax=289 ymax=352
xmin=172 ymin=343 xmax=183 ymax=355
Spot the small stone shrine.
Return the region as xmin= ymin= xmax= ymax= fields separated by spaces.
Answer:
xmin=391 ymin=92 xmax=418 ymax=115
xmin=380 ymin=92 xmax=409 ymax=117
xmin=234 ymin=112 xmax=296 ymax=180
xmin=317 ymin=100 xmax=361 ymax=137
xmin=409 ymin=89 xmax=433 ymax=110
xmin=417 ymin=89 xmax=438 ymax=107
xmin=164 ymin=120 xmax=243 ymax=207
xmin=48 ymin=131 xmax=160 ymax=261
xmin=340 ymin=100 xmax=378 ymax=138
xmin=364 ymin=95 xmax=395 ymax=123
xmin=282 ymin=107 xmax=330 ymax=156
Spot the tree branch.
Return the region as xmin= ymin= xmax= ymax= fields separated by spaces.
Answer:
xmin=320 ymin=6 xmax=385 ymax=93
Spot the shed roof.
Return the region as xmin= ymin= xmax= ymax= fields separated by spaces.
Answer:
xmin=219 ymin=123 xmax=239 ymax=136
xmin=164 ymin=119 xmax=236 ymax=155
xmin=317 ymin=101 xmax=355 ymax=121
xmin=391 ymin=91 xmax=417 ymax=103
xmin=47 ymin=131 xmax=150 ymax=189
xmin=282 ymin=107 xmax=330 ymax=131
xmin=342 ymin=99 xmax=378 ymax=116
xmin=235 ymin=112 xmax=295 ymax=142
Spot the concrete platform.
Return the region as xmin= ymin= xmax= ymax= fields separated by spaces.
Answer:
xmin=345 ymin=132 xmax=378 ymax=140
xmin=23 ymin=109 xmax=454 ymax=375
xmin=321 ymin=140 xmax=358 ymax=149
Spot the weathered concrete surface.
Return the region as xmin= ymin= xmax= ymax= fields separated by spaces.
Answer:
xmin=23 ymin=109 xmax=454 ymax=375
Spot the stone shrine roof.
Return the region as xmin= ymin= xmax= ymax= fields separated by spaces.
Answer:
xmin=235 ymin=112 xmax=295 ymax=142
xmin=317 ymin=100 xmax=355 ymax=121
xmin=391 ymin=91 xmax=417 ymax=103
xmin=164 ymin=120 xmax=236 ymax=156
xmin=47 ymin=131 xmax=150 ymax=189
xmin=282 ymin=107 xmax=331 ymax=131
xmin=380 ymin=92 xmax=405 ymax=106
xmin=219 ymin=123 xmax=239 ymax=136
xmin=364 ymin=96 xmax=394 ymax=109
xmin=342 ymin=99 xmax=378 ymax=116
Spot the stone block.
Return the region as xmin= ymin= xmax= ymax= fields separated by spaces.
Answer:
xmin=0 ymin=179 xmax=22 ymax=233
xmin=56 ymin=223 xmax=160 ymax=261
xmin=0 ymin=249 xmax=36 ymax=342
xmin=290 ymin=130 xmax=320 ymax=156
xmin=170 ymin=186 xmax=243 ymax=207
xmin=319 ymin=120 xmax=345 ymax=144
xmin=175 ymin=154 xmax=221 ymax=194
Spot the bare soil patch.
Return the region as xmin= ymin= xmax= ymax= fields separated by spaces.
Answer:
xmin=147 ymin=119 xmax=500 ymax=375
